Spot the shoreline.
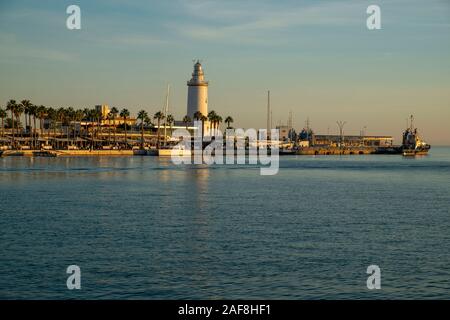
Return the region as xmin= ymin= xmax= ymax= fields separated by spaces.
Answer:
xmin=0 ymin=146 xmax=430 ymax=157
xmin=1 ymin=149 xmax=136 ymax=157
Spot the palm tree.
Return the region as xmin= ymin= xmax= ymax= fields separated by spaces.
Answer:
xmin=110 ymin=107 xmax=119 ymax=144
xmin=193 ymin=111 xmax=203 ymax=137
xmin=90 ymin=108 xmax=102 ymax=140
xmin=208 ymin=110 xmax=217 ymax=136
xmin=225 ymin=116 xmax=234 ymax=129
xmin=208 ymin=110 xmax=216 ymax=124
xmin=144 ymin=115 xmax=152 ymax=128
xmin=182 ymin=115 xmax=191 ymax=130
xmin=73 ymin=109 xmax=84 ymax=145
xmin=137 ymin=110 xmax=148 ymax=148
xmin=46 ymin=107 xmax=56 ymax=143
xmin=215 ymin=115 xmax=223 ymax=135
xmin=57 ymin=107 xmax=66 ymax=133
xmin=29 ymin=104 xmax=37 ymax=148
xmin=36 ymin=105 xmax=47 ymax=144
xmin=153 ymin=111 xmax=164 ymax=148
xmin=14 ymin=103 xmax=24 ymax=138
xmin=193 ymin=111 xmax=202 ymax=122
xmin=65 ymin=107 xmax=75 ymax=146
xmin=55 ymin=107 xmax=66 ymax=149
xmin=107 ymin=112 xmax=115 ymax=145
xmin=20 ymin=100 xmax=33 ymax=140
xmin=21 ymin=100 xmax=31 ymax=132
xmin=0 ymin=108 xmax=6 ymax=139
xmin=6 ymin=100 xmax=16 ymax=143
xmin=200 ymin=114 xmax=207 ymax=140
xmin=120 ymin=109 xmax=130 ymax=148
xmin=84 ymin=108 xmax=96 ymax=149
xmin=82 ymin=108 xmax=90 ymax=140
xmin=166 ymin=114 xmax=174 ymax=137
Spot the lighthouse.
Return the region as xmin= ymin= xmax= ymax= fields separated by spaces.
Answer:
xmin=187 ymin=61 xmax=208 ymax=119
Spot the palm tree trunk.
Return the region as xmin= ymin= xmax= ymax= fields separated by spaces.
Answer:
xmin=33 ymin=116 xmax=37 ymax=148
xmin=108 ymin=119 xmax=111 ymax=145
xmin=53 ymin=121 xmax=57 ymax=148
xmin=141 ymin=122 xmax=144 ymax=148
xmin=202 ymin=121 xmax=205 ymax=140
xmin=157 ymin=119 xmax=160 ymax=148
xmin=10 ymin=110 xmax=15 ymax=144
xmin=124 ymin=117 xmax=127 ymax=148
xmin=17 ymin=115 xmax=22 ymax=138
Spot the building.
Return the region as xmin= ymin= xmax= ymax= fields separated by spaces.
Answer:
xmin=186 ymin=61 xmax=212 ymax=135
xmin=276 ymin=125 xmax=290 ymax=141
xmin=187 ymin=61 xmax=208 ymax=119
xmin=93 ymin=105 xmax=136 ymax=126
xmin=95 ymin=105 xmax=110 ymax=119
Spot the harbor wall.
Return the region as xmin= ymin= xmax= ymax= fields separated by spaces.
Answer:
xmin=296 ymin=147 xmax=378 ymax=155
xmin=2 ymin=150 xmax=135 ymax=157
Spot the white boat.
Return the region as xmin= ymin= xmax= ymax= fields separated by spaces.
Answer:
xmin=158 ymin=146 xmax=191 ymax=157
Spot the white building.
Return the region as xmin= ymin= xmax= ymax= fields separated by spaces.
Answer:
xmin=187 ymin=61 xmax=208 ymax=119
xmin=186 ymin=61 xmax=212 ymax=136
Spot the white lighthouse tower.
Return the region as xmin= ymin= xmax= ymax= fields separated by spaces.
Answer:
xmin=187 ymin=60 xmax=209 ymax=119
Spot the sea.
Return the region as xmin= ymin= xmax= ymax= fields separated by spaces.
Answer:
xmin=1 ymin=147 xmax=449 ymax=299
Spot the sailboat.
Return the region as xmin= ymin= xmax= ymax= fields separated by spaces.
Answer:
xmin=158 ymin=84 xmax=191 ymax=157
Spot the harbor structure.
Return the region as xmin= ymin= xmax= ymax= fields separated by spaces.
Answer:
xmin=95 ymin=105 xmax=110 ymax=119
xmin=187 ymin=61 xmax=209 ymax=119
xmin=313 ymin=135 xmax=393 ymax=147
xmin=186 ymin=60 xmax=211 ymax=135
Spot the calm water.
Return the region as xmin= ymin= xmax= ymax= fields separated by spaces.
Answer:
xmin=1 ymin=148 xmax=450 ymax=299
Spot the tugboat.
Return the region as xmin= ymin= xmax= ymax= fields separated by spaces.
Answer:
xmin=402 ymin=115 xmax=431 ymax=156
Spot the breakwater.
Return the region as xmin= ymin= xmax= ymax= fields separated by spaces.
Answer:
xmin=296 ymin=146 xmax=402 ymax=155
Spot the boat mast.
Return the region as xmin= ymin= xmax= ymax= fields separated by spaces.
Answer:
xmin=163 ymin=84 xmax=170 ymax=146
xmin=267 ymin=90 xmax=270 ymax=139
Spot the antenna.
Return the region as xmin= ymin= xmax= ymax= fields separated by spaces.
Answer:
xmin=267 ymin=90 xmax=271 ymax=139
xmin=336 ymin=121 xmax=347 ymax=146
xmin=288 ymin=110 xmax=293 ymax=131
xmin=163 ymin=84 xmax=170 ymax=146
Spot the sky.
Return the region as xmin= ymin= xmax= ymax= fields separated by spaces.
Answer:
xmin=0 ymin=0 xmax=449 ymax=144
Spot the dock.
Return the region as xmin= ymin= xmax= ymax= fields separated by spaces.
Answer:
xmin=1 ymin=150 xmax=136 ymax=157
xmin=295 ymin=146 xmax=402 ymax=155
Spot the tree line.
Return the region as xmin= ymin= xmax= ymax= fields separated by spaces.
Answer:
xmin=1 ymin=99 xmax=234 ymax=148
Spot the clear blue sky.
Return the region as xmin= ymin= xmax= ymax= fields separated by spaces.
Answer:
xmin=1 ymin=0 xmax=449 ymax=144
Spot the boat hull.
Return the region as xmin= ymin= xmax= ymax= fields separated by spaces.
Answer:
xmin=402 ymin=146 xmax=430 ymax=157
xmin=158 ymin=148 xmax=192 ymax=157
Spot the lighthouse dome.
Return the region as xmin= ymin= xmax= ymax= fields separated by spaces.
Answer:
xmin=194 ymin=61 xmax=203 ymax=72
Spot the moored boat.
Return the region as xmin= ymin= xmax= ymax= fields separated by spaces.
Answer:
xmin=158 ymin=146 xmax=191 ymax=157
xmin=3 ymin=151 xmax=25 ymax=156
xmin=401 ymin=115 xmax=431 ymax=157
xmin=33 ymin=150 xmax=58 ymax=157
